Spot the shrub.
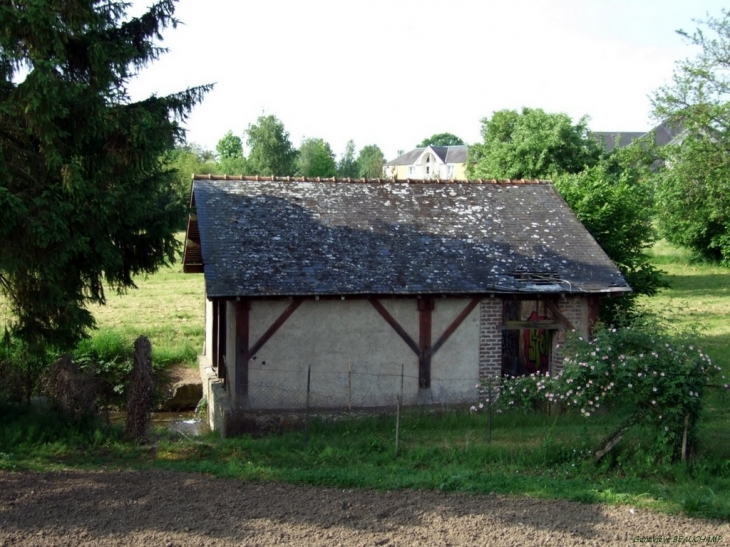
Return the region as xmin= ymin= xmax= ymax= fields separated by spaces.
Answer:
xmin=475 ymin=318 xmax=726 ymax=462
xmin=561 ymin=321 xmax=723 ymax=461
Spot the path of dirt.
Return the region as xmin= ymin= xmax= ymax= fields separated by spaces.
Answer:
xmin=1 ymin=469 xmax=728 ymax=546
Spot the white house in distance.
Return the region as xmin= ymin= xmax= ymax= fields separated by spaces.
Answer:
xmin=384 ymin=145 xmax=468 ymax=180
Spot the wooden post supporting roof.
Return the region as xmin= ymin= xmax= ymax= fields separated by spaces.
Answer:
xmin=217 ymin=301 xmax=227 ymax=383
xmin=235 ymin=300 xmax=250 ymax=406
xmin=418 ymin=297 xmax=434 ymax=388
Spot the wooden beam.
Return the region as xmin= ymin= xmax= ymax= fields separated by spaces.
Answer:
xmin=369 ymin=299 xmax=420 ymax=356
xmin=588 ymin=296 xmax=600 ymax=336
xmin=418 ymin=297 xmax=434 ymax=388
xmin=249 ymin=299 xmax=304 ymax=357
xmin=211 ymin=300 xmax=219 ymax=369
xmin=431 ymin=298 xmax=480 ymax=357
xmin=217 ymin=301 xmax=227 ymax=383
xmin=235 ymin=300 xmax=250 ymax=405
xmin=182 ymin=264 xmax=204 ymax=273
xmin=497 ymin=321 xmax=562 ymax=331
xmin=543 ymin=300 xmax=575 ymax=331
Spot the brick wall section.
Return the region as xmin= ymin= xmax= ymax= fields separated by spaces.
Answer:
xmin=550 ymin=296 xmax=586 ymax=373
xmin=479 ymin=298 xmax=502 ymax=381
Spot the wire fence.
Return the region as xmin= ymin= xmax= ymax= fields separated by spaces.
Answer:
xmin=244 ymin=361 xmax=479 ymax=411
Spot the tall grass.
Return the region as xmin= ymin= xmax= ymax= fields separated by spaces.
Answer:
xmin=85 ymin=255 xmax=205 ymax=368
xmin=641 ymin=240 xmax=730 ymax=373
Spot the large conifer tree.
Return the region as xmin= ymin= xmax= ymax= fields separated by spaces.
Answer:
xmin=0 ymin=0 xmax=211 ymax=353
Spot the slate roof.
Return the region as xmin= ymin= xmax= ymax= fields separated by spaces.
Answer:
xmin=386 ymin=145 xmax=468 ymax=166
xmin=592 ymin=131 xmax=645 ymax=152
xmin=592 ymin=122 xmax=685 ymax=152
xmin=184 ymin=176 xmax=631 ymax=298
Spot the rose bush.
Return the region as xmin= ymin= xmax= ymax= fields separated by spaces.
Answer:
xmin=475 ymin=320 xmax=726 ymax=462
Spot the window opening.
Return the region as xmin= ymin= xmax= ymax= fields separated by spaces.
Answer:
xmin=501 ymin=300 xmax=552 ymax=376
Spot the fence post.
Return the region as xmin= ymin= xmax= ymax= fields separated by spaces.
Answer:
xmin=400 ymin=363 xmax=404 ymax=404
xmin=348 ymin=361 xmax=352 ymax=413
xmin=488 ymin=375 xmax=493 ymax=444
xmin=395 ymin=364 xmax=404 ymax=457
xmin=304 ymin=365 xmax=311 ymax=446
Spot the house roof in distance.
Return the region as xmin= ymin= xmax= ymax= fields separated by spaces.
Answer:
xmin=386 ymin=145 xmax=468 ymax=166
xmin=592 ymin=121 xmax=685 ymax=152
xmin=184 ymin=175 xmax=631 ymax=299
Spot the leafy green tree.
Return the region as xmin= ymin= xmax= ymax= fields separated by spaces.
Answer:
xmin=418 ymin=133 xmax=465 ymax=147
xmin=652 ymin=10 xmax=730 ymax=264
xmin=166 ymin=142 xmax=218 ymax=214
xmin=468 ymin=108 xmax=602 ymax=179
xmin=357 ymin=144 xmax=386 ymax=179
xmin=297 ymin=138 xmax=336 ymax=177
xmin=554 ymin=149 xmax=666 ymax=324
xmin=337 ymin=140 xmax=359 ymax=178
xmin=216 ymin=130 xmax=247 ymax=174
xmin=0 ymin=0 xmax=210 ymax=364
xmin=245 ymin=115 xmax=297 ymax=176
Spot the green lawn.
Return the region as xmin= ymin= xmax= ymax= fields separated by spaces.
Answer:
xmin=85 ymin=255 xmax=206 ymax=367
xmin=641 ymin=240 xmax=730 ymax=374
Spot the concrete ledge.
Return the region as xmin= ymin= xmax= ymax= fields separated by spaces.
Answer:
xmin=199 ymin=357 xmax=232 ymax=437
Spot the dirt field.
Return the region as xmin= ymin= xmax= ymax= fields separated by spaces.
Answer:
xmin=1 ymin=469 xmax=727 ymax=546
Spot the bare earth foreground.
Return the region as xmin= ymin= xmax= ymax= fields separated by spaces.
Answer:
xmin=1 ymin=470 xmax=728 ymax=546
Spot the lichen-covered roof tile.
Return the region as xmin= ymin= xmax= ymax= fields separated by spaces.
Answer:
xmin=187 ymin=178 xmax=631 ymax=298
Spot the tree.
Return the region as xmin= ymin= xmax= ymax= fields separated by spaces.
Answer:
xmin=357 ymin=144 xmax=386 ymax=179
xmin=554 ymin=150 xmax=666 ymax=324
xmin=418 ymin=133 xmax=465 ymax=147
xmin=652 ymin=10 xmax=730 ymax=264
xmin=337 ymin=140 xmax=359 ymax=178
xmin=216 ymin=130 xmax=247 ymax=174
xmin=0 ymin=1 xmax=210 ymax=360
xmin=297 ymin=138 xmax=336 ymax=177
xmin=245 ymin=115 xmax=297 ymax=176
xmin=468 ymin=108 xmax=602 ymax=179
xmin=166 ymin=142 xmax=218 ymax=221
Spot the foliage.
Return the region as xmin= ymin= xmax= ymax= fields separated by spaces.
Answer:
xmin=357 ymin=144 xmax=386 ymax=179
xmin=165 ymin=142 xmax=218 ymax=221
xmin=245 ymin=115 xmax=297 ymax=176
xmin=652 ymin=9 xmax=730 ymax=264
xmin=337 ymin=140 xmax=359 ymax=178
xmin=215 ymin=130 xmax=247 ymax=174
xmin=0 ymin=0 xmax=210 ymax=368
xmin=42 ymin=355 xmax=99 ymax=419
xmin=481 ymin=320 xmax=725 ymax=463
xmin=468 ymin=108 xmax=602 ymax=179
xmin=554 ymin=151 xmax=667 ymax=323
xmin=297 ymin=137 xmax=336 ymax=177
xmin=417 ymin=133 xmax=465 ymax=147
xmin=561 ymin=322 xmax=722 ymax=461
xmin=0 ymin=335 xmax=47 ymax=403
xmin=0 ymin=403 xmax=119 ymax=457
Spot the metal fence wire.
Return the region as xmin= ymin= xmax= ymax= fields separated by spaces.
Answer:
xmin=243 ymin=361 xmax=478 ymax=412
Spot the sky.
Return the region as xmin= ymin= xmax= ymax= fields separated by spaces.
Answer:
xmin=128 ymin=0 xmax=727 ymax=161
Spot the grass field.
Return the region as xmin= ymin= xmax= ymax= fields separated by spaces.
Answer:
xmin=85 ymin=253 xmax=205 ymax=367
xmin=641 ymin=240 xmax=730 ymax=373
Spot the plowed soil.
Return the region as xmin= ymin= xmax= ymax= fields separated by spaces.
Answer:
xmin=1 ymin=469 xmax=727 ymax=546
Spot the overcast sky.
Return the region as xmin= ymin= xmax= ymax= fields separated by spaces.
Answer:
xmin=128 ymin=0 xmax=727 ymax=160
